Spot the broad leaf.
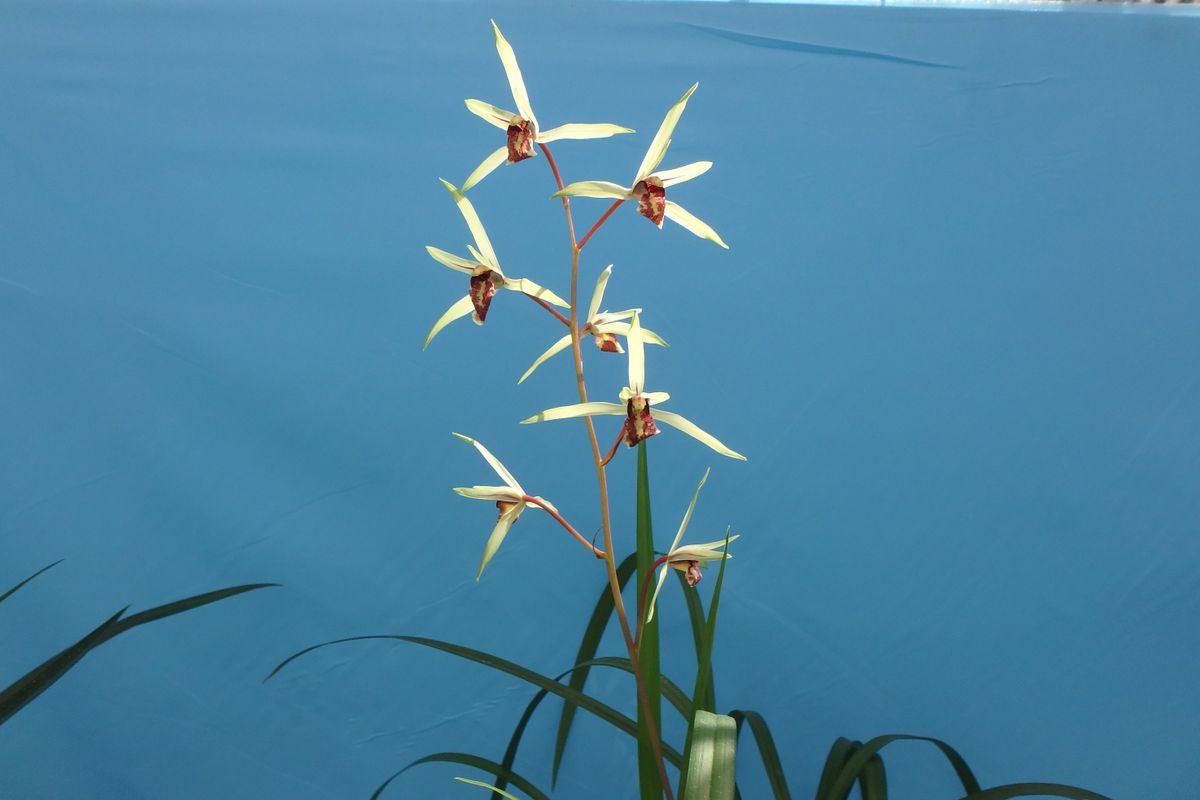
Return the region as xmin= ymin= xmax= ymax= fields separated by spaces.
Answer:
xmin=682 ymin=710 xmax=737 ymax=800
xmin=636 ymin=442 xmax=663 ymax=799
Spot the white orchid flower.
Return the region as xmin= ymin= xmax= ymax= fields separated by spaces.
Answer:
xmin=648 ymin=470 xmax=739 ymax=623
xmin=645 ymin=469 xmax=739 ymax=622
xmin=451 ymin=433 xmax=558 ymax=580
xmin=461 ymin=21 xmax=634 ymax=191
xmin=424 ymin=179 xmax=569 ymax=349
xmin=520 ymin=312 xmax=745 ymax=460
xmin=517 ymin=265 xmax=667 ymax=384
xmin=551 ymin=84 xmax=728 ymax=249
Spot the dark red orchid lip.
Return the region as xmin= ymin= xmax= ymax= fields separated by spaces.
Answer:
xmin=506 ymin=121 xmax=535 ymax=163
xmin=633 ymin=178 xmax=666 ymax=226
xmin=469 ymin=271 xmax=498 ymax=323
xmin=594 ymin=332 xmax=623 ymax=353
xmin=623 ymin=395 xmax=659 ymax=447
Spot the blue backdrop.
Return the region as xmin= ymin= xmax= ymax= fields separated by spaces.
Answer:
xmin=2 ymin=1 xmax=1198 ymax=798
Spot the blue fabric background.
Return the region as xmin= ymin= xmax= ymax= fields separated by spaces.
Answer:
xmin=2 ymin=1 xmax=1197 ymax=797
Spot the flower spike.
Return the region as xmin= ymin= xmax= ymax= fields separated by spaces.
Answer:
xmin=423 ymin=180 xmax=569 ymax=349
xmin=518 ymin=266 xmax=667 ymax=384
xmin=553 ymin=84 xmax=729 ymax=249
xmin=520 ymin=312 xmax=746 ymax=460
xmin=460 ymin=22 xmax=634 ymax=191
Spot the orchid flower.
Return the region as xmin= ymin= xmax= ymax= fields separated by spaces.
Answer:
xmin=520 ymin=312 xmax=746 ymax=460
xmin=551 ymin=83 xmax=728 ymax=249
xmin=645 ymin=469 xmax=739 ymax=623
xmin=461 ymin=21 xmax=634 ymax=192
xmin=451 ymin=432 xmax=557 ymax=580
xmin=424 ymin=179 xmax=569 ymax=349
xmin=518 ymin=265 xmax=667 ymax=384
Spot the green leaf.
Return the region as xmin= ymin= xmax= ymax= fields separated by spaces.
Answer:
xmin=728 ymin=710 xmax=791 ymax=799
xmin=455 ymin=776 xmax=522 ymax=799
xmin=823 ymin=734 xmax=982 ymax=800
xmin=961 ymin=784 xmax=1114 ymax=800
xmin=0 ymin=560 xmax=63 ymax=606
xmin=679 ymin=527 xmax=733 ymax=798
xmin=859 ymin=754 xmax=887 ymax=800
xmin=676 ymin=570 xmax=716 ymax=713
xmin=815 ymin=738 xmax=859 ymax=800
xmin=0 ymin=582 xmax=275 ymax=727
xmin=682 ymin=710 xmax=737 ymax=800
xmin=368 ymin=752 xmax=549 ymax=800
xmin=636 ymin=441 xmax=663 ymax=800
xmin=266 ymin=635 xmax=684 ymax=767
xmin=494 ymin=656 xmax=694 ymax=800
xmin=551 ymin=551 xmax=638 ymax=786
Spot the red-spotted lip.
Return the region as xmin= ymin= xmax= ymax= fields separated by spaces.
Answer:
xmin=623 ymin=395 xmax=659 ymax=446
xmin=470 ymin=270 xmax=499 ymax=323
xmin=633 ymin=179 xmax=666 ymax=226
xmin=506 ymin=120 xmax=536 ymax=163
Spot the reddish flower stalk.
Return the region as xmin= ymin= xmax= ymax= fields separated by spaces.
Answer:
xmin=577 ymin=198 xmax=626 ymax=251
xmin=598 ymin=424 xmax=626 ymax=468
xmin=522 ymin=495 xmax=604 ymax=559
xmin=523 ymin=291 xmax=571 ymax=327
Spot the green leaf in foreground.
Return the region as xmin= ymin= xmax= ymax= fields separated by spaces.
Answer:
xmin=682 ymin=710 xmax=737 ymax=800
xmin=455 ymin=776 xmax=522 ymax=799
xmin=676 ymin=569 xmax=715 ymax=713
xmin=266 ymin=635 xmax=684 ymax=766
xmin=636 ymin=441 xmax=663 ymax=800
xmin=368 ymin=752 xmax=549 ymax=800
xmin=961 ymin=783 xmax=1114 ymax=800
xmin=0 ymin=560 xmax=63 ymax=606
xmin=0 ymin=582 xmax=276 ymax=727
xmin=821 ymin=734 xmax=981 ymax=800
xmin=728 ymin=709 xmax=791 ymax=799
xmin=551 ymin=551 xmax=638 ymax=787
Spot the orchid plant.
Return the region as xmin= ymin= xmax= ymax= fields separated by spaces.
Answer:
xmin=271 ymin=21 xmax=1112 ymax=800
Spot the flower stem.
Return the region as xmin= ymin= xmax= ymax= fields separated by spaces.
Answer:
xmin=599 ymin=424 xmax=626 ymax=468
xmin=523 ymin=495 xmax=604 ymax=559
xmin=540 ymin=142 xmax=675 ymax=800
xmin=635 ymin=555 xmax=672 ymax=647
xmin=577 ymin=198 xmax=626 ymax=251
xmin=522 ymin=292 xmax=571 ymax=327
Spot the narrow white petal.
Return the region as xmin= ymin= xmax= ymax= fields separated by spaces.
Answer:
xmin=587 ymin=265 xmax=614 ymax=322
xmin=667 ymin=468 xmax=711 ymax=559
xmin=653 ymin=409 xmax=746 ymax=460
xmin=552 ymin=181 xmax=632 ymax=200
xmin=462 ymin=146 xmax=510 ymax=192
xmin=423 ymin=295 xmax=475 ymax=350
xmin=518 ymin=333 xmax=572 ymax=384
xmin=536 ymin=123 xmax=634 ymax=143
xmin=425 ymin=245 xmax=476 ymax=274
xmin=663 ymin=200 xmax=729 ymax=249
xmin=646 ymin=564 xmax=670 ymax=624
xmin=439 ymin=179 xmax=500 ymax=267
xmin=491 ymin=21 xmax=536 ymax=127
xmin=502 ymin=277 xmax=569 ymax=308
xmin=642 ymin=391 xmax=670 ymax=405
xmin=627 ymin=312 xmax=645 ymax=394
xmin=453 ymin=485 xmax=523 ymax=502
xmin=452 ymin=432 xmax=524 ymax=493
xmin=476 ymin=502 xmax=523 ymax=580
xmin=464 ymin=98 xmax=517 ymax=130
xmin=635 ymin=83 xmax=698 ymax=183
xmin=520 ymin=401 xmax=625 ymax=424
xmin=672 ymin=535 xmax=741 ymax=562
xmin=590 ymin=309 xmax=637 ymax=327
xmin=653 ymin=160 xmax=712 ymax=188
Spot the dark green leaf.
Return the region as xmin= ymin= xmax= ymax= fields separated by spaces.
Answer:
xmin=551 ymin=551 xmax=638 ymax=786
xmin=682 ymin=710 xmax=737 ymax=800
xmin=266 ymin=635 xmax=684 ymax=767
xmin=676 ymin=570 xmax=715 ymax=713
xmin=859 ymin=755 xmax=887 ymax=800
xmin=636 ymin=442 xmax=663 ymax=800
xmin=961 ymin=783 xmax=1113 ymax=800
xmin=0 ymin=560 xmax=63 ymax=606
xmin=815 ymin=737 xmax=859 ymax=800
xmin=728 ymin=710 xmax=791 ymax=799
xmin=368 ymin=752 xmax=549 ymax=800
xmin=679 ymin=528 xmax=732 ymax=798
xmin=1 ymin=582 xmax=275 ymax=727
xmin=823 ymin=734 xmax=981 ymax=800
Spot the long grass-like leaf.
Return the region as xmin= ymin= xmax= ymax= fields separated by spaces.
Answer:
xmin=368 ymin=752 xmax=549 ymax=800
xmin=492 ymin=656 xmax=692 ymax=800
xmin=682 ymin=710 xmax=737 ymax=800
xmin=551 ymin=551 xmax=638 ymax=786
xmin=636 ymin=442 xmax=663 ymax=800
xmin=456 ymin=776 xmax=522 ymax=799
xmin=675 ymin=570 xmax=716 ymax=712
xmin=728 ymin=710 xmax=791 ymax=799
xmin=823 ymin=734 xmax=981 ymax=800
xmin=0 ymin=582 xmax=275 ymax=727
xmin=859 ymin=754 xmax=887 ymax=800
xmin=961 ymin=784 xmax=1113 ymax=800
xmin=266 ymin=635 xmax=684 ymax=767
xmin=815 ymin=737 xmax=859 ymax=800
xmin=0 ymin=560 xmax=62 ymax=606
xmin=679 ymin=528 xmax=733 ymax=798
